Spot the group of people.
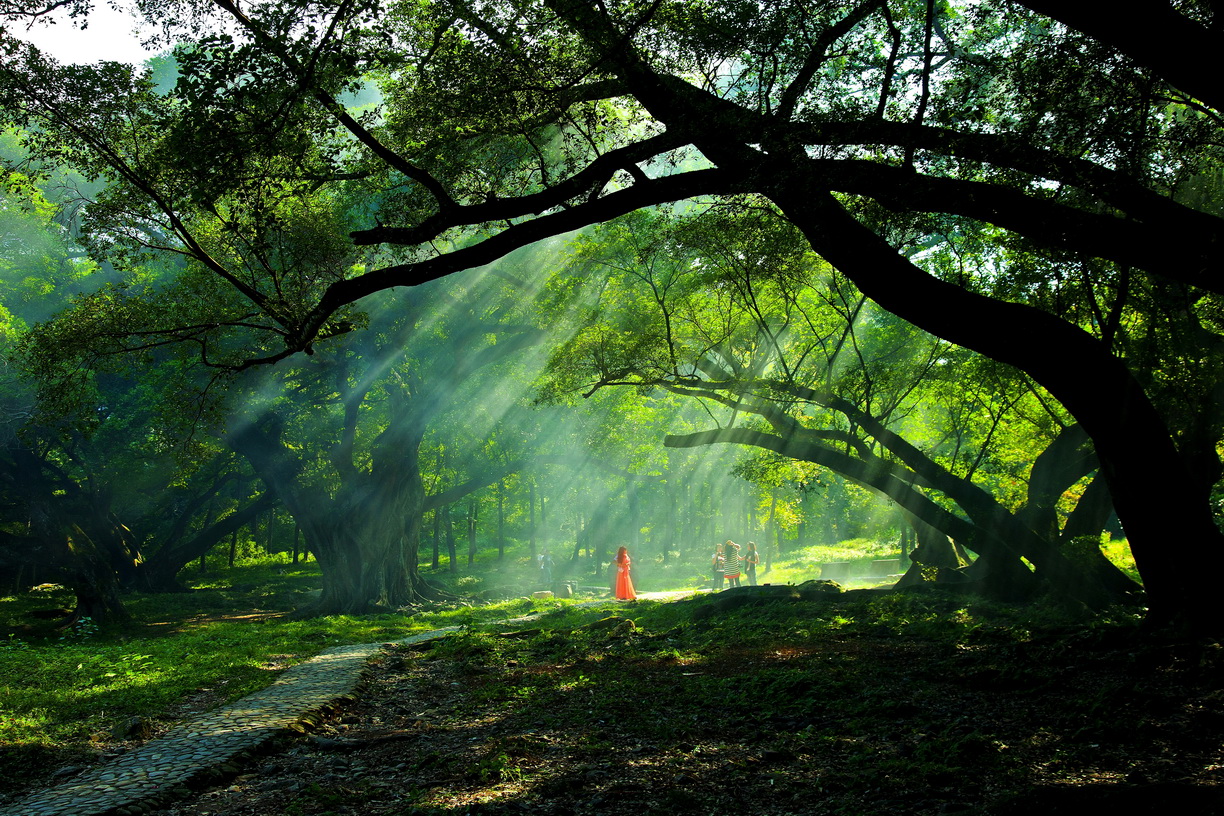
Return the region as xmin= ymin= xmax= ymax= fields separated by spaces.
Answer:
xmin=712 ymin=539 xmax=759 ymax=590
xmin=549 ymin=539 xmax=761 ymax=603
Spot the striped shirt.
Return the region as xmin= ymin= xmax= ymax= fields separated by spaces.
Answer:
xmin=723 ymin=549 xmax=741 ymax=576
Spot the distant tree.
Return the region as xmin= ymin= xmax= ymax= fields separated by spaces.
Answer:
xmin=0 ymin=441 xmax=135 ymax=623
xmin=224 ymin=273 xmax=546 ymax=613
xmin=132 ymin=452 xmax=275 ymax=592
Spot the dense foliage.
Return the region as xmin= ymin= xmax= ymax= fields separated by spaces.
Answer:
xmin=0 ymin=0 xmax=1221 ymax=628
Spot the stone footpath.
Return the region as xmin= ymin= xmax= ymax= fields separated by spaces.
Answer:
xmin=0 ymin=627 xmax=461 ymax=816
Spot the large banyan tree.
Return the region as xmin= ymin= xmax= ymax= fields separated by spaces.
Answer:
xmin=3 ymin=0 xmax=1223 ymax=627
xmin=535 ymin=206 xmax=1138 ymax=608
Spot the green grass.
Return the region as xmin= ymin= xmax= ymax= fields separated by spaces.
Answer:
xmin=415 ymin=535 xmax=909 ymax=600
xmin=0 ymin=559 xmax=584 ymax=789
xmin=0 ymin=532 xmax=1141 ymax=793
xmin=764 ymin=538 xmax=904 ymax=587
xmin=298 ymin=584 xmax=1167 ymax=816
xmin=432 ymin=588 xmax=1121 ymax=755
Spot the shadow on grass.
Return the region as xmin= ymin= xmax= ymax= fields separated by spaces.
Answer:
xmin=0 ymin=742 xmax=100 ymax=799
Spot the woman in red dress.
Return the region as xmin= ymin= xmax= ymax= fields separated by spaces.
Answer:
xmin=614 ymin=546 xmax=637 ymax=600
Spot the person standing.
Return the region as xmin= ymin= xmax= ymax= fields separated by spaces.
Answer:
xmin=614 ymin=546 xmax=637 ymax=600
xmin=723 ymin=540 xmax=742 ymax=589
xmin=744 ymin=541 xmax=759 ymax=586
xmin=539 ymin=549 xmax=554 ymax=589
xmin=711 ymin=542 xmax=725 ymax=591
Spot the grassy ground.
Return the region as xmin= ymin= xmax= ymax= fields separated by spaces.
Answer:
xmin=0 ymin=536 xmax=1144 ymax=811
xmin=458 ymin=535 xmax=1138 ymax=598
xmin=453 ymin=537 xmax=916 ymax=600
xmin=147 ymin=587 xmax=1224 ymax=816
xmin=0 ymin=559 xmax=558 ymax=795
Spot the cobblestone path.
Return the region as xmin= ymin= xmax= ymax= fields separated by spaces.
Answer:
xmin=0 ymin=627 xmax=461 ymax=816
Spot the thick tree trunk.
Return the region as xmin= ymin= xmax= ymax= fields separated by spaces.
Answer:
xmin=65 ymin=572 xmax=130 ymax=626
xmin=0 ymin=445 xmax=135 ymax=624
xmin=896 ymin=518 xmax=965 ymax=590
xmin=303 ymin=469 xmax=430 ymax=613
xmin=768 ymin=185 xmax=1222 ymax=628
xmin=1016 ymin=423 xmax=1099 ymax=543
xmin=1012 ymin=425 xmax=1139 ymax=600
xmin=666 ymin=426 xmax=1114 ymax=607
xmin=39 ymin=518 xmax=133 ymax=626
xmin=229 ymin=412 xmax=441 ymax=616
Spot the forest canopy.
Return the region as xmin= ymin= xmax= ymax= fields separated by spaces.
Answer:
xmin=0 ymin=0 xmax=1222 ymax=628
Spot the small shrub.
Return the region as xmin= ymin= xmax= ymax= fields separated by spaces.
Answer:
xmin=1 ymin=633 xmax=29 ymax=651
xmin=56 ymin=617 xmax=100 ymax=643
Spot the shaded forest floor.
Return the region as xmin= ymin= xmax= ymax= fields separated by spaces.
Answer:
xmin=144 ymin=587 xmax=1224 ymax=816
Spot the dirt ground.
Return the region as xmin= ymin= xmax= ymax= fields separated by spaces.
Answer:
xmin=150 ymin=613 xmax=1224 ymax=816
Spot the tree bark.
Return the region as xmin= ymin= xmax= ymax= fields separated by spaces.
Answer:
xmin=666 ymin=426 xmax=1114 ymax=606
xmin=1016 ymin=0 xmax=1224 ymax=113
xmin=763 ymin=184 xmax=1220 ymax=627
xmin=228 ymin=408 xmax=439 ymax=615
